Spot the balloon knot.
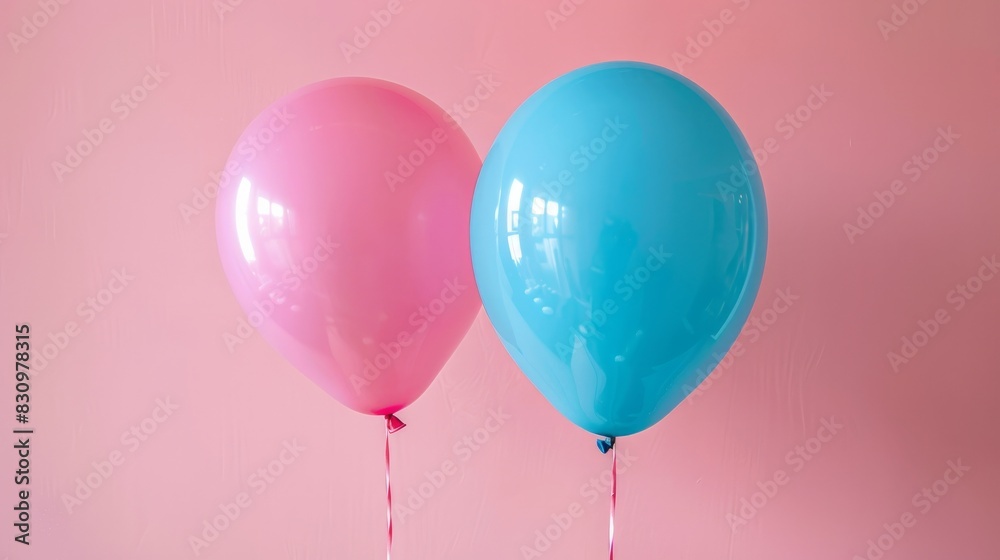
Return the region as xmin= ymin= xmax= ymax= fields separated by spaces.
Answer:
xmin=385 ymin=414 xmax=406 ymax=433
xmin=596 ymin=436 xmax=616 ymax=454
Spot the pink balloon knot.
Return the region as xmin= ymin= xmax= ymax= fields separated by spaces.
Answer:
xmin=385 ymin=414 xmax=406 ymax=433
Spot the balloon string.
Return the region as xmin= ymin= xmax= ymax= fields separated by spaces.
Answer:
xmin=384 ymin=414 xmax=406 ymax=560
xmin=597 ymin=436 xmax=617 ymax=560
xmin=610 ymin=443 xmax=617 ymax=560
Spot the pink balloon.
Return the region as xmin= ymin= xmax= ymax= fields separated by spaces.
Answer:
xmin=216 ymin=78 xmax=482 ymax=415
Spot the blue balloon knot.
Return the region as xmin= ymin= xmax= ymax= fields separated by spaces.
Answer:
xmin=596 ymin=437 xmax=616 ymax=454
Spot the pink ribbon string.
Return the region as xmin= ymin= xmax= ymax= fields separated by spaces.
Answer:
xmin=385 ymin=414 xmax=406 ymax=560
xmin=597 ymin=436 xmax=617 ymax=560
xmin=610 ymin=443 xmax=617 ymax=560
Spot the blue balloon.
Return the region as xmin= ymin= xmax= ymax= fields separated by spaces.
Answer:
xmin=470 ymin=61 xmax=767 ymax=437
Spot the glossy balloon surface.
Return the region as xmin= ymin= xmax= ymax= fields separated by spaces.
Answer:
xmin=217 ymin=78 xmax=482 ymax=415
xmin=470 ymin=62 xmax=767 ymax=437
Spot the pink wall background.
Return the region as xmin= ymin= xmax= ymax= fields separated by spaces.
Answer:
xmin=2 ymin=0 xmax=998 ymax=558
